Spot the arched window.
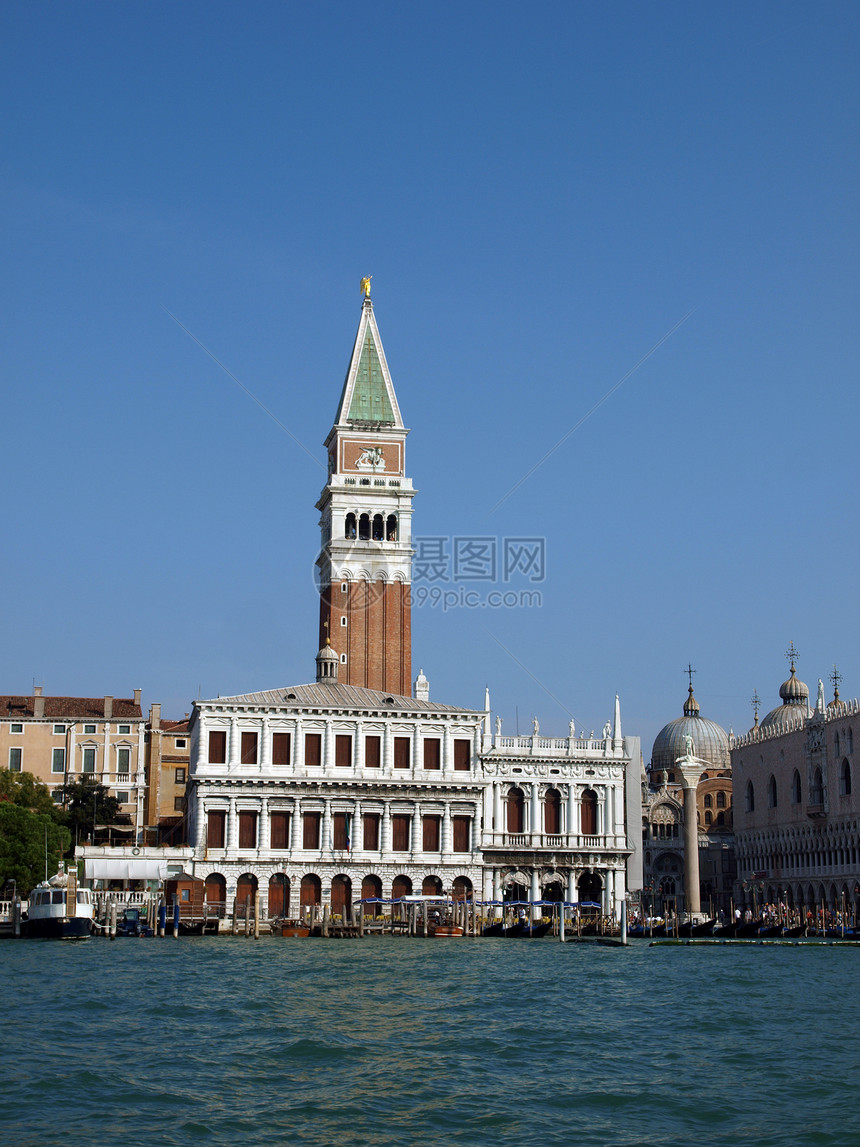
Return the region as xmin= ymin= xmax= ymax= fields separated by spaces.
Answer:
xmin=581 ymin=789 xmax=598 ymax=836
xmin=506 ymin=788 xmax=524 ymax=833
xmin=840 ymin=759 xmax=852 ymax=796
xmin=422 ymin=875 xmax=443 ymax=896
xmin=358 ymin=513 xmax=370 ymax=540
xmin=705 ymin=810 xmax=712 ymax=826
xmin=345 ymin=512 xmax=356 ymax=538
xmin=704 ymin=793 xmax=712 ymax=808
xmin=810 ymin=767 xmax=823 ymax=805
xmin=372 ymin=513 xmax=384 ymax=541
xmin=746 ymin=780 xmax=755 ymax=813
xmin=768 ymin=775 xmax=777 ymax=808
xmin=792 ymin=770 xmax=802 ymax=804
xmin=544 ymin=787 xmax=561 ymax=834
xmin=716 ymin=791 xmax=726 ymax=808
xmin=386 ymin=513 xmax=398 ymax=541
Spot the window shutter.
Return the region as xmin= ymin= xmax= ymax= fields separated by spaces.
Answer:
xmin=272 ymin=733 xmax=291 ymax=766
xmin=423 ymin=739 xmax=441 ymax=769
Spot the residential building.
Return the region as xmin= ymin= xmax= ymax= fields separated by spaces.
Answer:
xmin=0 ymin=687 xmax=147 ymax=839
xmin=144 ymin=705 xmax=191 ymax=844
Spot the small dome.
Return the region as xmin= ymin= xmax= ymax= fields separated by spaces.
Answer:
xmin=779 ymin=667 xmax=809 ymax=704
xmin=317 ymin=643 xmax=339 ymax=663
xmin=651 ymin=688 xmax=729 ymax=774
xmin=759 ymin=664 xmax=811 ymax=729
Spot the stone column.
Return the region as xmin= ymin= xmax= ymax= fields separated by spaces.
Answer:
xmin=292 ymin=718 xmax=302 ymax=771
xmin=410 ymin=802 xmax=421 ymax=853
xmin=259 ymin=796 xmax=270 ymax=851
xmin=567 ymin=869 xmax=576 ymax=904
xmin=443 ymin=726 xmax=453 ymax=774
xmin=383 ymin=726 xmax=394 ymax=776
xmin=442 ymin=801 xmax=452 ymax=855
xmin=261 ymin=717 xmax=271 ymax=770
xmin=529 ymin=784 xmax=540 ymax=841
xmin=196 ymin=799 xmax=207 ymax=850
xmin=323 ymin=721 xmax=334 ymax=771
xmin=568 ymin=785 xmax=579 ymax=837
xmin=229 ymin=718 xmax=239 ymax=770
xmin=412 ymin=726 xmax=422 ymax=772
xmin=483 ymin=867 xmax=494 ymax=903
xmin=493 ymin=783 xmax=503 ymax=840
xmin=352 ymin=799 xmax=363 ymax=853
xmin=676 ymin=758 xmax=702 ymax=916
xmin=290 ymin=797 xmax=302 ymax=851
xmin=530 ymin=869 xmax=540 ymax=921
xmin=381 ymin=801 xmax=392 ymax=853
xmin=322 ymin=798 xmax=332 ymax=854
xmin=227 ymin=796 xmax=238 ymax=850
xmin=355 ymin=723 xmax=365 ymax=773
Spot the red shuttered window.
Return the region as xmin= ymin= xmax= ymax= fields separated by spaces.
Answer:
xmin=272 ymin=733 xmax=291 ymax=766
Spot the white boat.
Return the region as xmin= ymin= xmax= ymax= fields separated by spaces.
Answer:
xmin=21 ymin=869 xmax=94 ymax=939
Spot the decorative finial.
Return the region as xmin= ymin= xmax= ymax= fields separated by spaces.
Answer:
xmin=750 ymin=688 xmax=761 ymax=727
xmin=323 ymin=618 xmax=330 ymax=646
xmin=785 ymin=642 xmax=799 ymax=672
xmin=685 ymin=663 xmax=696 ymax=689
xmin=360 ymin=276 xmax=372 ymax=298
xmin=830 ymin=664 xmax=842 ymax=704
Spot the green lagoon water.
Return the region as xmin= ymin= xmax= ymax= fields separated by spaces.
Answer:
xmin=1 ymin=936 xmax=858 ymax=1147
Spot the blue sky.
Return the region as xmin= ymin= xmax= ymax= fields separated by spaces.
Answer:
xmin=2 ymin=2 xmax=858 ymax=756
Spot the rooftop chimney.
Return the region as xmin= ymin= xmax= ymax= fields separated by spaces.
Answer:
xmin=104 ymin=695 xmax=113 ymax=719
xmin=133 ymin=688 xmax=142 ymax=708
xmin=149 ymin=703 xmax=161 ymax=731
xmin=34 ymin=692 xmax=45 ymax=719
xmin=34 ymin=685 xmax=42 ymax=696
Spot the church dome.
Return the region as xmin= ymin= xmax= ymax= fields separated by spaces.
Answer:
xmin=651 ymin=686 xmax=730 ymax=774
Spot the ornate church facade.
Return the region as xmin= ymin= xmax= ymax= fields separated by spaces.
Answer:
xmin=185 ymin=288 xmax=641 ymax=920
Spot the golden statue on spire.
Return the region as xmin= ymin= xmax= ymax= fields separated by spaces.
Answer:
xmin=360 ymin=276 xmax=372 ymax=298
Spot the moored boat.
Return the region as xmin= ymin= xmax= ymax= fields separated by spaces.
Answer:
xmin=21 ymin=870 xmax=94 ymax=939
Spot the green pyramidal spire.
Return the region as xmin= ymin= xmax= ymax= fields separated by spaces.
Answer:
xmin=333 ymin=294 xmax=404 ymax=428
xmin=347 ymin=329 xmax=394 ymax=422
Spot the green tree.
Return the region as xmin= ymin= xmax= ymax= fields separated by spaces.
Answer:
xmin=0 ymin=769 xmax=61 ymax=819
xmin=0 ymin=804 xmax=71 ymax=896
xmin=62 ymin=777 xmax=131 ymax=845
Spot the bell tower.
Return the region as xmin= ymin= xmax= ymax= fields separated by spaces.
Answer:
xmin=315 ymin=286 xmax=415 ymax=694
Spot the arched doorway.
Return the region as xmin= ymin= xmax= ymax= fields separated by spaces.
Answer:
xmin=578 ymin=870 xmax=602 ymax=911
xmin=422 ymin=875 xmax=443 ymax=896
xmin=331 ymin=874 xmax=352 ymax=919
xmin=507 ymin=787 xmax=525 ymax=833
xmin=268 ymin=873 xmax=289 ymax=918
xmin=300 ymin=873 xmax=321 ymax=907
xmin=361 ymin=874 xmax=382 ymax=903
xmin=503 ymin=873 xmax=530 ymax=904
xmin=236 ymin=873 xmax=258 ymax=923
xmin=542 ymin=878 xmax=564 ymax=903
xmin=544 ymin=788 xmax=561 ymax=834
xmin=204 ymin=873 xmax=226 ymax=918
xmin=392 ymin=874 xmax=412 ymax=899
xmin=581 ymin=790 xmax=598 ymax=836
xmin=452 ymin=875 xmax=473 ymax=901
